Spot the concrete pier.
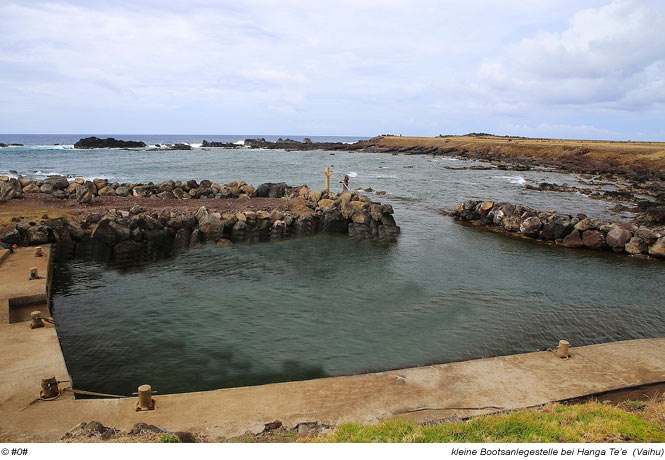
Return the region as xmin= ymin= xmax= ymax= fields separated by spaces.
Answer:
xmin=0 ymin=247 xmax=664 ymax=441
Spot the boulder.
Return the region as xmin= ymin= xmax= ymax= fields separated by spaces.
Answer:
xmin=649 ymin=238 xmax=665 ymax=258
xmin=26 ymin=225 xmax=50 ymax=245
xmin=270 ymin=220 xmax=286 ymax=240
xmin=502 ymin=215 xmax=520 ymax=232
xmin=478 ymin=201 xmax=494 ymax=216
xmin=93 ymin=178 xmax=108 ymax=190
xmin=377 ymin=224 xmax=400 ymax=243
xmin=115 ymin=186 xmax=130 ymax=197
xmin=198 ymin=214 xmax=224 ymax=241
xmin=0 ymin=181 xmax=16 ymax=201
xmin=1 ymin=227 xmax=21 ymax=245
xmin=45 ymin=175 xmax=69 ymax=190
xmin=540 ymin=215 xmax=573 ymax=241
xmin=625 ymin=237 xmax=648 ymax=255
xmin=75 ymin=184 xmax=94 ymax=203
xmin=132 ymin=185 xmax=153 ymax=198
xmin=574 ymin=218 xmax=598 ymax=232
xmin=348 ymin=222 xmax=371 ymax=240
xmin=561 ymin=230 xmax=583 ymax=248
xmin=92 ymin=218 xmax=118 ymax=246
xmin=351 ymin=210 xmax=370 ymax=225
xmin=231 ymin=220 xmax=248 ymax=241
xmin=23 ymin=183 xmax=40 ymax=193
xmin=130 ymin=205 xmax=145 ymax=215
xmin=39 ymin=183 xmax=54 ymax=194
xmin=634 ymin=227 xmax=658 ymax=245
xmin=606 ymin=227 xmax=632 ymax=248
xmin=112 ymin=240 xmax=143 ymax=262
xmin=97 ymin=185 xmax=116 ymax=196
xmin=581 ymin=230 xmax=605 ymax=249
xmin=308 ymin=190 xmax=322 ymax=203
xmin=519 ymin=216 xmax=541 ymax=238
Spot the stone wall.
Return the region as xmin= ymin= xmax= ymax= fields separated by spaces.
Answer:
xmin=450 ymin=200 xmax=665 ymax=259
xmin=0 ymin=179 xmax=400 ymax=264
xmin=0 ymin=175 xmax=271 ymax=202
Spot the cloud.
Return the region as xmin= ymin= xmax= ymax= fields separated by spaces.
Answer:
xmin=477 ymin=0 xmax=665 ymax=111
xmin=0 ymin=0 xmax=663 ymax=139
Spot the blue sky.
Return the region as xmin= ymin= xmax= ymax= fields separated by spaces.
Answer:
xmin=0 ymin=0 xmax=664 ymax=140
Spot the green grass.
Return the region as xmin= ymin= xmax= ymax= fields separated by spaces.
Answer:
xmin=321 ymin=402 xmax=665 ymax=443
xmin=159 ymin=434 xmax=179 ymax=443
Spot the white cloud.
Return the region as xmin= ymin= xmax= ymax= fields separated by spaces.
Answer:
xmin=0 ymin=0 xmax=663 ymax=139
xmin=477 ymin=0 xmax=665 ymax=111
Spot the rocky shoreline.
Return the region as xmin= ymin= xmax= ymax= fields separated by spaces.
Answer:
xmin=450 ymin=200 xmax=665 ymax=259
xmin=0 ymin=175 xmax=400 ymax=264
xmin=57 ymin=135 xmax=665 ymax=184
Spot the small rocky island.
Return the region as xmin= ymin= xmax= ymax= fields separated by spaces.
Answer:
xmin=74 ymin=137 xmax=147 ymax=149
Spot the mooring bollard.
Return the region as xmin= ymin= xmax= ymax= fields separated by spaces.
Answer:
xmin=136 ymin=384 xmax=155 ymax=411
xmin=30 ymin=311 xmax=44 ymax=329
xmin=556 ymin=340 xmax=570 ymax=358
xmin=34 ymin=247 xmax=43 ymax=257
xmin=40 ymin=375 xmax=59 ymax=399
xmin=29 ymin=267 xmax=38 ymax=279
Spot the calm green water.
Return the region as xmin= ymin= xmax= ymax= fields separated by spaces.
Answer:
xmin=12 ymin=138 xmax=658 ymax=396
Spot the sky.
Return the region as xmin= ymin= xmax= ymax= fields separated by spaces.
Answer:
xmin=0 ymin=0 xmax=664 ymax=140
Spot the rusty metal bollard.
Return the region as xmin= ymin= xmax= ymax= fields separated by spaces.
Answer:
xmin=40 ymin=375 xmax=60 ymax=399
xmin=29 ymin=267 xmax=38 ymax=279
xmin=555 ymin=340 xmax=570 ymax=358
xmin=30 ymin=311 xmax=44 ymax=329
xmin=135 ymin=384 xmax=155 ymax=411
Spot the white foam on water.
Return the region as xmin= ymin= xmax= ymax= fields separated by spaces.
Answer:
xmin=375 ymin=175 xmax=398 ymax=179
xmin=234 ymin=139 xmax=246 ymax=145
xmin=495 ymin=175 xmax=526 ymax=186
xmin=29 ymin=144 xmax=75 ymax=150
xmin=348 ymin=171 xmax=358 ymax=178
xmin=189 ymin=143 xmax=202 ymax=149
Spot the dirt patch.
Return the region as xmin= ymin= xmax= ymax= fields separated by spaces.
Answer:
xmin=0 ymin=194 xmax=300 ymax=224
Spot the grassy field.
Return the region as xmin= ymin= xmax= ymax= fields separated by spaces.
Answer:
xmin=374 ymin=135 xmax=665 ymax=174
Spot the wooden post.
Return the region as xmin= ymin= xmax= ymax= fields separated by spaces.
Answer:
xmin=324 ymin=167 xmax=331 ymax=193
xmin=29 ymin=267 xmax=38 ymax=279
xmin=34 ymin=247 xmax=43 ymax=257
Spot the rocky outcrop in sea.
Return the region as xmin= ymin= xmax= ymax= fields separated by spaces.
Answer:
xmin=74 ymin=137 xmax=147 ymax=149
xmin=450 ymin=199 xmax=665 ymax=259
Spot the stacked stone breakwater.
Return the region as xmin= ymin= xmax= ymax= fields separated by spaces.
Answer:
xmin=0 ymin=177 xmax=400 ymax=264
xmin=0 ymin=174 xmax=295 ymax=202
xmin=450 ymin=200 xmax=665 ymax=259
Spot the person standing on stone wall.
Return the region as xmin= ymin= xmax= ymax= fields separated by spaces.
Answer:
xmin=341 ymin=175 xmax=350 ymax=192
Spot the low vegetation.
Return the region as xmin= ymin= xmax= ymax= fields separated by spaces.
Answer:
xmin=374 ymin=135 xmax=665 ymax=176
xmin=317 ymin=399 xmax=665 ymax=443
